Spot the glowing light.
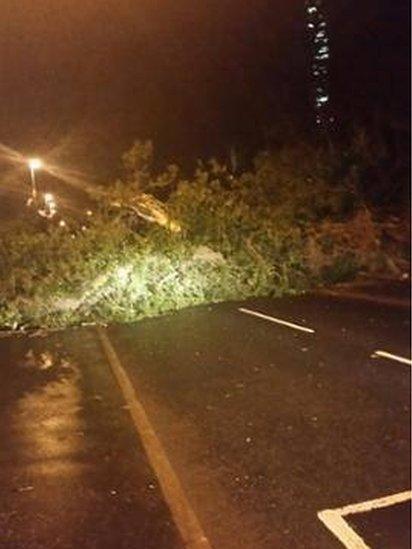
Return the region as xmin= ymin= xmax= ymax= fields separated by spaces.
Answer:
xmin=86 ymin=210 xmax=93 ymax=216
xmin=307 ymin=6 xmax=317 ymax=14
xmin=59 ymin=220 xmax=66 ymax=227
xmin=116 ymin=265 xmax=132 ymax=284
xmin=81 ymin=225 xmax=87 ymax=231
xmin=38 ymin=192 xmax=57 ymax=218
xmin=28 ymin=158 xmax=43 ymax=171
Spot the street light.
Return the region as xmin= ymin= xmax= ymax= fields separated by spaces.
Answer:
xmin=38 ymin=192 xmax=57 ymax=218
xmin=27 ymin=157 xmax=43 ymax=200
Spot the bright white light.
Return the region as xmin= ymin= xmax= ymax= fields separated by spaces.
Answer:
xmin=307 ymin=6 xmax=317 ymax=14
xmin=28 ymin=158 xmax=43 ymax=171
xmin=38 ymin=192 xmax=57 ymax=218
xmin=116 ymin=265 xmax=132 ymax=284
xmin=86 ymin=210 xmax=93 ymax=216
xmin=59 ymin=220 xmax=66 ymax=227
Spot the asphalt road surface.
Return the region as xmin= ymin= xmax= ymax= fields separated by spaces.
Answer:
xmin=0 ymin=284 xmax=410 ymax=548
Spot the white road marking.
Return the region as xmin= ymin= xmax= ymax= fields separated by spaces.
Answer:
xmin=97 ymin=328 xmax=212 ymax=549
xmin=318 ymin=510 xmax=369 ymax=549
xmin=372 ymin=350 xmax=412 ymax=366
xmin=318 ymin=490 xmax=412 ymax=549
xmin=239 ymin=307 xmax=315 ymax=334
xmin=330 ymin=490 xmax=412 ymax=516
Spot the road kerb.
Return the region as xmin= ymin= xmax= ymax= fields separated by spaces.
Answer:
xmin=314 ymin=289 xmax=410 ymax=309
xmin=97 ymin=327 xmax=212 ymax=549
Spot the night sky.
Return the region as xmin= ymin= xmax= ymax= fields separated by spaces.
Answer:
xmin=0 ymin=0 xmax=409 ymax=178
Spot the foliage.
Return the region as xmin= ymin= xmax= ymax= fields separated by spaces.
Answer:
xmin=0 ymin=136 xmax=409 ymax=329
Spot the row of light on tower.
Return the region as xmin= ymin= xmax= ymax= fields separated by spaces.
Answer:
xmin=306 ymin=1 xmax=334 ymax=127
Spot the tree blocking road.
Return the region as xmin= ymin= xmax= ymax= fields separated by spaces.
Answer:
xmin=0 ymin=288 xmax=410 ymax=548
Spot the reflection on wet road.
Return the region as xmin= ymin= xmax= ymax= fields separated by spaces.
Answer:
xmin=0 ymin=333 xmax=180 ymax=549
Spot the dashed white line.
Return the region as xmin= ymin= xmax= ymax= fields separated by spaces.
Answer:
xmin=239 ymin=307 xmax=315 ymax=334
xmin=318 ymin=490 xmax=412 ymax=549
xmin=372 ymin=350 xmax=412 ymax=366
xmin=97 ymin=328 xmax=212 ymax=549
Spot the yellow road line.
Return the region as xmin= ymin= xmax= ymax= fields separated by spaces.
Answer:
xmin=97 ymin=327 xmax=212 ymax=549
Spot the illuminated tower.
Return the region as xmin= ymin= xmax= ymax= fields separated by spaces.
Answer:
xmin=306 ymin=0 xmax=334 ymax=129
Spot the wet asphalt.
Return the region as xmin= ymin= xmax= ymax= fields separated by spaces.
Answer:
xmin=0 ymin=285 xmax=410 ymax=548
xmin=0 ymin=330 xmax=180 ymax=549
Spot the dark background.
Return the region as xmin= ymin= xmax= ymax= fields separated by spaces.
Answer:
xmin=0 ymin=0 xmax=410 ymax=179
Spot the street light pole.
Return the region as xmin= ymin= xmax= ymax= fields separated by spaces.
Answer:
xmin=29 ymin=165 xmax=37 ymax=198
xmin=27 ymin=158 xmax=42 ymax=202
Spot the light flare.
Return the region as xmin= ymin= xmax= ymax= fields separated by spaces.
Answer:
xmin=28 ymin=158 xmax=43 ymax=171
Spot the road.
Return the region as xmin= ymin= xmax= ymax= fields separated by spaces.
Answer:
xmin=0 ymin=284 xmax=410 ymax=548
